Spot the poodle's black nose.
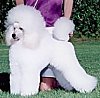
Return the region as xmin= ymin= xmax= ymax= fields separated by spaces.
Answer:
xmin=12 ymin=33 xmax=16 ymax=39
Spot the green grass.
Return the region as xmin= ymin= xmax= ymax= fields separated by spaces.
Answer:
xmin=0 ymin=40 xmax=100 ymax=98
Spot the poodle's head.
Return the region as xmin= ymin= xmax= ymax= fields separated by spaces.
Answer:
xmin=5 ymin=22 xmax=24 ymax=46
xmin=5 ymin=4 xmax=46 ymax=49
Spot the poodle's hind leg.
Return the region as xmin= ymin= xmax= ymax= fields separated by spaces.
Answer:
xmin=57 ymin=66 xmax=97 ymax=93
xmin=21 ymin=69 xmax=40 ymax=96
xmin=51 ymin=43 xmax=97 ymax=93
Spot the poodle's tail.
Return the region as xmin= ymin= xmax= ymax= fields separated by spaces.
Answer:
xmin=52 ymin=17 xmax=75 ymax=41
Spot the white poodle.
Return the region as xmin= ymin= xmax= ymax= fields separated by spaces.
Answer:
xmin=5 ymin=5 xmax=97 ymax=96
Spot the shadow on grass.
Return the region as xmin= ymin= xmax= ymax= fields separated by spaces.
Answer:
xmin=0 ymin=73 xmax=10 ymax=92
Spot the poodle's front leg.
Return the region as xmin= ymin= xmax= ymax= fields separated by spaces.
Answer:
xmin=10 ymin=64 xmax=21 ymax=95
xmin=10 ymin=73 xmax=21 ymax=94
xmin=21 ymin=70 xmax=40 ymax=96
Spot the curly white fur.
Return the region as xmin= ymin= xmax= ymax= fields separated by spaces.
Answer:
xmin=5 ymin=5 xmax=97 ymax=96
xmin=53 ymin=17 xmax=75 ymax=41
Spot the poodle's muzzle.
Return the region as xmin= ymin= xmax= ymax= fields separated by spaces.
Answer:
xmin=12 ymin=33 xmax=19 ymax=40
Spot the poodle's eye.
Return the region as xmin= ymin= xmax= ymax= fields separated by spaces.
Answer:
xmin=19 ymin=27 xmax=23 ymax=31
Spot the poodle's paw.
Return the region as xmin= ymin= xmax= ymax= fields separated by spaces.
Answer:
xmin=21 ymin=89 xmax=38 ymax=96
xmin=11 ymin=90 xmax=20 ymax=95
xmin=21 ymin=84 xmax=39 ymax=96
xmin=75 ymin=75 xmax=97 ymax=93
xmin=40 ymin=82 xmax=51 ymax=91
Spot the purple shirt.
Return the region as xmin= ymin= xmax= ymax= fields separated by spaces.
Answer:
xmin=24 ymin=0 xmax=63 ymax=27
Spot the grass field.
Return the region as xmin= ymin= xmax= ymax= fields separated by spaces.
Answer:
xmin=0 ymin=40 xmax=100 ymax=98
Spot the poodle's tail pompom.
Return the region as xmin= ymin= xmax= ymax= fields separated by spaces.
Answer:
xmin=5 ymin=4 xmax=46 ymax=33
xmin=53 ymin=17 xmax=75 ymax=41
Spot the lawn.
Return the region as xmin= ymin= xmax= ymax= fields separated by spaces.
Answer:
xmin=0 ymin=40 xmax=100 ymax=98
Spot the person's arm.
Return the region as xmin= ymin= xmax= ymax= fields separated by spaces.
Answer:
xmin=64 ymin=0 xmax=74 ymax=36
xmin=64 ymin=0 xmax=73 ymax=19
xmin=16 ymin=0 xmax=24 ymax=5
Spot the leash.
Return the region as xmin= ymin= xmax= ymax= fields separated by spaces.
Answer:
xmin=33 ymin=0 xmax=39 ymax=8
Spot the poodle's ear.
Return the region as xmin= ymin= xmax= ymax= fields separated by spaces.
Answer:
xmin=5 ymin=25 xmax=14 ymax=46
xmin=22 ymin=32 xmax=40 ymax=49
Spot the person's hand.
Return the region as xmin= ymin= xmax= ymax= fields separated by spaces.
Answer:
xmin=39 ymin=82 xmax=51 ymax=91
xmin=39 ymin=77 xmax=60 ymax=91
